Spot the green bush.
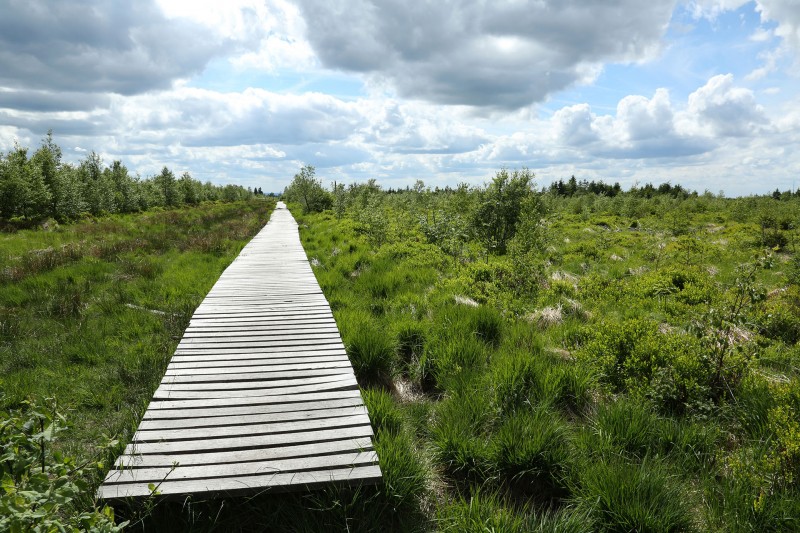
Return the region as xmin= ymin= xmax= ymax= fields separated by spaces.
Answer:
xmin=0 ymin=399 xmax=125 ymax=532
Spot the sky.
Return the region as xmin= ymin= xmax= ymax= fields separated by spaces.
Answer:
xmin=0 ymin=0 xmax=799 ymax=196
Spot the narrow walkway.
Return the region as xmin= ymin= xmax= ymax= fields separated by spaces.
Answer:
xmin=99 ymin=202 xmax=381 ymax=499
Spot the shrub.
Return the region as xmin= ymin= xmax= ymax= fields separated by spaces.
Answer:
xmin=0 ymin=399 xmax=125 ymax=532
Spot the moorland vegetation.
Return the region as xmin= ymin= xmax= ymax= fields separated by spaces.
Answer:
xmin=1 ymin=153 xmax=799 ymax=530
xmin=284 ymin=166 xmax=800 ymax=531
xmin=0 ymin=137 xmax=274 ymax=530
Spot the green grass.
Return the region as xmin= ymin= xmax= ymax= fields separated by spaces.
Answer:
xmin=286 ymin=190 xmax=800 ymax=532
xmin=0 ymin=200 xmax=275 ymax=462
xmin=6 ymin=186 xmax=800 ymax=530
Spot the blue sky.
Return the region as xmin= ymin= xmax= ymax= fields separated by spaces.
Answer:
xmin=1 ymin=0 xmax=799 ymax=195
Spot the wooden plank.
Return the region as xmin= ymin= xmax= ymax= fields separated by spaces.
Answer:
xmin=133 ymin=414 xmax=371 ymax=442
xmin=115 ymin=437 xmax=374 ymax=468
xmin=99 ymin=465 xmax=383 ymax=499
xmin=105 ymin=451 xmax=378 ymax=485
xmin=142 ymin=397 xmax=366 ymax=420
xmin=166 ymin=356 xmax=350 ymax=369
xmin=122 ymin=425 xmax=374 ymax=455
xmin=165 ymin=360 xmax=352 ymax=375
xmin=146 ymin=389 xmax=363 ymax=410
xmin=138 ymin=405 xmax=368 ymax=431
xmin=163 ymin=367 xmax=354 ymax=382
xmin=153 ymin=376 xmax=358 ymax=399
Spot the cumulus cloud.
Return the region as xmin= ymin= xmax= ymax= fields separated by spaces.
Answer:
xmin=295 ymin=0 xmax=675 ymax=109
xmin=687 ymin=74 xmax=766 ymax=136
xmin=550 ymin=88 xmax=713 ymax=159
xmin=756 ymin=0 xmax=800 ymax=52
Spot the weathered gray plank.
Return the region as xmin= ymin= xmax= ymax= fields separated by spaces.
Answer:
xmin=123 ymin=424 xmax=374 ymax=455
xmin=133 ymin=414 xmax=371 ymax=442
xmin=139 ymin=405 xmax=368 ymax=431
xmin=99 ymin=465 xmax=383 ymax=499
xmin=142 ymin=396 xmax=365 ymax=420
xmin=115 ymin=437 xmax=374 ymax=468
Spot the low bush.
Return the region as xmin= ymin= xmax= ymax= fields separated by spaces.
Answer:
xmin=0 ymin=399 xmax=125 ymax=532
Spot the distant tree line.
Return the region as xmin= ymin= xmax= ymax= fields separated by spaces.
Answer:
xmin=0 ymin=132 xmax=255 ymax=224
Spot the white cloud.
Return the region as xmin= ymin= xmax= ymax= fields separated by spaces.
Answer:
xmin=295 ymin=0 xmax=676 ymax=109
xmin=687 ymin=74 xmax=766 ymax=136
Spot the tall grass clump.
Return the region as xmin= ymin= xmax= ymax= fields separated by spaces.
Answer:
xmin=393 ymin=319 xmax=427 ymax=367
xmin=490 ymin=407 xmax=572 ymax=501
xmin=362 ymin=388 xmax=403 ymax=435
xmin=491 ymin=352 xmax=546 ymax=414
xmin=591 ymin=399 xmax=663 ymax=459
xmin=419 ymin=335 xmax=487 ymax=392
xmin=430 ymin=389 xmax=494 ymax=483
xmin=573 ymin=456 xmax=694 ymax=532
xmin=339 ymin=310 xmax=397 ymax=388
xmin=436 ymin=490 xmax=525 ymax=532
xmin=374 ymin=428 xmax=429 ymax=515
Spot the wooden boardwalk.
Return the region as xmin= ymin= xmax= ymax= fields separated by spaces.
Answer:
xmin=98 ymin=202 xmax=381 ymax=500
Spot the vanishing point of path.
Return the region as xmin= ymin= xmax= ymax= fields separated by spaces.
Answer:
xmin=99 ymin=202 xmax=381 ymax=499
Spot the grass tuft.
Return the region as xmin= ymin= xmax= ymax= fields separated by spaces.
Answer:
xmin=574 ymin=456 xmax=694 ymax=532
xmin=491 ymin=407 xmax=572 ymax=501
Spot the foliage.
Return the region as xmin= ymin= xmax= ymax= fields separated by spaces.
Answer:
xmin=0 ymin=398 xmax=126 ymax=532
xmin=0 ymin=200 xmax=274 ymax=529
xmin=8 ymin=165 xmax=800 ymax=530
xmin=0 ymin=134 xmax=254 ymax=226
xmin=290 ymin=178 xmax=800 ymax=531
xmin=471 ymin=168 xmax=536 ymax=255
xmin=283 ymin=164 xmax=332 ymax=214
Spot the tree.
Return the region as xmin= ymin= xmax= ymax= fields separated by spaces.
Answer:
xmin=472 ymin=168 xmax=535 ymax=256
xmin=153 ymin=166 xmax=182 ymax=207
xmin=30 ymin=130 xmax=61 ymax=217
xmin=284 ymin=165 xmax=331 ymax=213
xmin=0 ymin=145 xmax=51 ymax=220
xmin=79 ymin=152 xmax=115 ymax=215
xmin=178 ymin=172 xmax=201 ymax=205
